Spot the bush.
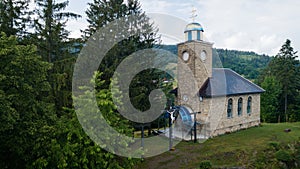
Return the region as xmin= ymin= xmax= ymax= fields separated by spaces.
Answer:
xmin=275 ymin=150 xmax=292 ymax=162
xmin=295 ymin=141 xmax=300 ymax=166
xmin=268 ymin=141 xmax=280 ymax=150
xmin=199 ymin=160 xmax=212 ymax=169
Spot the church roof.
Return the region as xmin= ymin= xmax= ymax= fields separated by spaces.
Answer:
xmin=199 ymin=68 xmax=265 ymax=97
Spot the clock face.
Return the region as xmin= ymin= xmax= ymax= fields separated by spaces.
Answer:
xmin=182 ymin=51 xmax=189 ymax=61
xmin=200 ymin=50 xmax=207 ymax=61
xmin=183 ymin=95 xmax=189 ymax=102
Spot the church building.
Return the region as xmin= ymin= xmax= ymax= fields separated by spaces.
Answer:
xmin=174 ymin=21 xmax=265 ymax=138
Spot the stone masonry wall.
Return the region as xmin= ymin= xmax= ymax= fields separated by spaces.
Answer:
xmin=196 ymin=94 xmax=261 ymax=137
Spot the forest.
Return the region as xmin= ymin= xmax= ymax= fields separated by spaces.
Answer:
xmin=0 ymin=0 xmax=300 ymax=168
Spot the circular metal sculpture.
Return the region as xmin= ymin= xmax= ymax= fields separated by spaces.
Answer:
xmin=178 ymin=106 xmax=194 ymax=127
xmin=167 ymin=106 xmax=194 ymax=127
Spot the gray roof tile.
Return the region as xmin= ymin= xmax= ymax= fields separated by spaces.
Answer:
xmin=199 ymin=68 xmax=265 ymax=97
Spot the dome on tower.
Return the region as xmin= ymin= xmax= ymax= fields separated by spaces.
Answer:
xmin=184 ymin=22 xmax=204 ymax=33
xmin=184 ymin=22 xmax=204 ymax=41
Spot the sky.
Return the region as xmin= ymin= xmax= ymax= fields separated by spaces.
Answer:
xmin=65 ymin=0 xmax=300 ymax=56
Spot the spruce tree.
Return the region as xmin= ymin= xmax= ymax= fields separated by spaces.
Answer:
xmin=31 ymin=0 xmax=81 ymax=115
xmin=83 ymin=0 xmax=161 ymax=111
xmin=0 ymin=0 xmax=31 ymax=37
xmin=33 ymin=0 xmax=81 ymax=62
xmin=260 ymin=39 xmax=300 ymax=122
xmin=272 ymin=40 xmax=299 ymax=122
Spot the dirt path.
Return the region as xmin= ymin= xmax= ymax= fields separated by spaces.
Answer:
xmin=135 ymin=141 xmax=203 ymax=169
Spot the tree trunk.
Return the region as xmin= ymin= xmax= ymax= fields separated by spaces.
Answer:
xmin=285 ymin=93 xmax=288 ymax=122
xmin=8 ymin=0 xmax=14 ymax=30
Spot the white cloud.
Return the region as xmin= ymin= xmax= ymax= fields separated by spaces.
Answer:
xmin=192 ymin=0 xmax=300 ymax=55
xmin=65 ymin=0 xmax=90 ymax=38
xmin=67 ymin=18 xmax=87 ymax=38
xmin=62 ymin=0 xmax=300 ymax=56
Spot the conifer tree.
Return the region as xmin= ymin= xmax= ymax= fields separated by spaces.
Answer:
xmin=0 ymin=0 xmax=31 ymax=37
xmin=83 ymin=0 xmax=162 ymax=113
xmin=31 ymin=0 xmax=81 ymax=115
xmin=260 ymin=39 xmax=300 ymax=122
xmin=33 ymin=0 xmax=81 ymax=62
xmin=272 ymin=40 xmax=299 ymax=122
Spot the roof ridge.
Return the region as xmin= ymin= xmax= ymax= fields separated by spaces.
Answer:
xmin=212 ymin=68 xmax=231 ymax=70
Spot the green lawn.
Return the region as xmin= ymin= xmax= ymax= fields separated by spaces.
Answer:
xmin=135 ymin=123 xmax=300 ymax=169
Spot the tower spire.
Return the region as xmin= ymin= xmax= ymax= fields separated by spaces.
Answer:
xmin=190 ymin=6 xmax=198 ymax=22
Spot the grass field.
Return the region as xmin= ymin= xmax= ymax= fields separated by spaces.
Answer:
xmin=135 ymin=122 xmax=300 ymax=169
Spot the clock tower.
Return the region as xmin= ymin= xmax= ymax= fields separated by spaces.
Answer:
xmin=177 ymin=22 xmax=213 ymax=105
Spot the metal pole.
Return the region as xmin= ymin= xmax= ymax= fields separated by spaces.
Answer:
xmin=158 ymin=116 xmax=160 ymax=131
xmin=164 ymin=117 xmax=166 ymax=131
xmin=194 ymin=113 xmax=197 ymax=143
xmin=204 ymin=123 xmax=206 ymax=139
xmin=169 ymin=116 xmax=172 ymax=150
xmin=141 ymin=125 xmax=144 ymax=149
xmin=182 ymin=119 xmax=184 ymax=140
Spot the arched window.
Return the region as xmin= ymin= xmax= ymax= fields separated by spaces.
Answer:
xmin=238 ymin=98 xmax=243 ymax=116
xmin=247 ymin=96 xmax=252 ymax=114
xmin=227 ymin=98 xmax=233 ymax=118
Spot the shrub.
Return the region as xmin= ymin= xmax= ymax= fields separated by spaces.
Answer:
xmin=275 ymin=150 xmax=292 ymax=162
xmin=199 ymin=160 xmax=212 ymax=169
xmin=268 ymin=141 xmax=280 ymax=150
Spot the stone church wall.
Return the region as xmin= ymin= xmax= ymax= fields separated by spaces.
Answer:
xmin=196 ymin=94 xmax=261 ymax=137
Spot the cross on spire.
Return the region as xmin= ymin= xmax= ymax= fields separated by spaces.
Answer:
xmin=190 ymin=6 xmax=198 ymax=22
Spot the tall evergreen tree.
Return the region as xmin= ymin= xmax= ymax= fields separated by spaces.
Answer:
xmin=83 ymin=0 xmax=161 ymax=109
xmin=0 ymin=0 xmax=31 ymax=37
xmin=31 ymin=0 xmax=81 ymax=115
xmin=83 ymin=0 xmax=127 ymax=39
xmin=259 ymin=39 xmax=300 ymax=122
xmin=271 ymin=40 xmax=299 ymax=122
xmin=33 ymin=0 xmax=81 ymax=62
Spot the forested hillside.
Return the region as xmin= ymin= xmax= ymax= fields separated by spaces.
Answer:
xmin=161 ymin=45 xmax=272 ymax=80
xmin=216 ymin=49 xmax=272 ymax=80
